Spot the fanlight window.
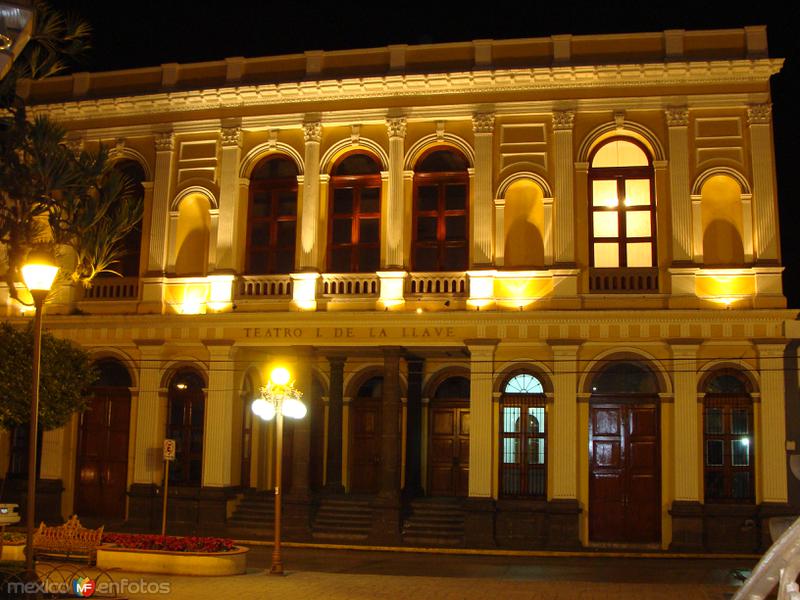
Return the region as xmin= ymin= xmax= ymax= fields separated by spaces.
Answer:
xmin=589 ymin=137 xmax=656 ymax=269
xmin=504 ymin=373 xmax=544 ymax=394
xmin=591 ymin=362 xmax=658 ymax=394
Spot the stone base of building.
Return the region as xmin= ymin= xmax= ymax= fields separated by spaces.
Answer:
xmin=197 ymin=486 xmax=238 ymax=536
xmin=493 ymin=498 xmax=580 ymax=549
xmin=545 ymin=499 xmax=582 ymax=548
xmin=282 ymin=493 xmax=313 ymax=541
xmin=0 ymin=478 xmax=63 ymax=523
xmin=464 ymin=497 xmax=496 ymax=547
xmin=669 ymin=501 xmax=704 ymax=551
xmin=369 ymin=493 xmax=402 ymax=545
xmin=703 ymin=503 xmax=760 ymax=553
xmin=758 ymin=502 xmax=795 ymax=551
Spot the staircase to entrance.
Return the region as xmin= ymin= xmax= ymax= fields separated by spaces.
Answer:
xmin=227 ymin=489 xmax=274 ymax=537
xmin=402 ymin=497 xmax=465 ymax=546
xmin=312 ymin=496 xmax=373 ymax=541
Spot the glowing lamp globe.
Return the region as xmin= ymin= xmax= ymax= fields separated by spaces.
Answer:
xmin=251 ymin=398 xmax=276 ymax=421
xmin=282 ymin=397 xmax=307 ymax=420
xmin=270 ymin=367 xmax=291 ymax=386
xmin=21 ymin=251 xmax=59 ymax=293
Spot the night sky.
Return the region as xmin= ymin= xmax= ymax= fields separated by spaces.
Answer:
xmin=52 ymin=0 xmax=800 ymax=307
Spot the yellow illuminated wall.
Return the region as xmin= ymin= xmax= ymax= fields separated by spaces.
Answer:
xmin=701 ymin=175 xmax=744 ymax=266
xmin=175 ymin=194 xmax=211 ymax=276
xmin=504 ymin=179 xmax=545 ymax=268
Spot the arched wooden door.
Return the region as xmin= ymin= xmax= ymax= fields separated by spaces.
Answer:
xmin=427 ymin=376 xmax=470 ymax=497
xmin=589 ymin=362 xmax=660 ymax=544
xmin=74 ymin=360 xmax=132 ymax=520
xmin=349 ymin=376 xmax=383 ymax=494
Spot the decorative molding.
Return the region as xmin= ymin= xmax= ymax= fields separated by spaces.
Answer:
xmin=691 ymin=166 xmax=752 ymax=196
xmin=239 ymin=141 xmax=304 ymax=178
xmin=303 ymin=121 xmax=322 ymax=143
xmin=496 ymin=171 xmax=553 ymax=199
xmin=552 ymin=110 xmax=575 ymax=131
xmin=319 ymin=136 xmax=390 ymax=172
xmin=747 ymin=103 xmax=772 ymax=125
xmin=665 ymin=107 xmax=689 ymax=127
xmin=404 ymin=132 xmax=475 ymax=170
xmin=220 ymin=126 xmax=242 ymax=147
xmin=614 ymin=110 xmax=626 ymax=129
xmin=350 ymin=124 xmax=361 ymax=144
xmin=577 ymin=119 xmax=666 ymax=161
xmin=472 ymin=112 xmax=495 ymax=134
xmin=386 ymin=117 xmax=407 ymax=139
xmin=108 ymin=146 xmax=154 ymax=181
xmin=154 ymin=131 xmax=175 ymax=152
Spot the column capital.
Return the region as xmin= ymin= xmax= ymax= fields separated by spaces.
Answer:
xmin=386 ymin=116 xmax=407 ymax=139
xmin=303 ymin=121 xmax=322 ymax=143
xmin=154 ymin=131 xmax=175 ymax=152
xmin=753 ymin=339 xmax=787 ymax=357
xmin=665 ymin=107 xmax=689 ymax=127
xmin=220 ymin=126 xmax=242 ymax=148
xmin=65 ymin=134 xmax=85 ymax=156
xmin=552 ymin=110 xmax=575 ymax=131
xmin=747 ymin=103 xmax=772 ymax=125
xmin=472 ymin=112 xmax=496 ymax=134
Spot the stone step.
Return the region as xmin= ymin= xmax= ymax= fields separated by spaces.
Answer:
xmin=312 ymin=530 xmax=369 ymax=541
xmin=403 ymin=522 xmax=464 ymax=533
xmin=403 ymin=534 xmax=463 ymax=547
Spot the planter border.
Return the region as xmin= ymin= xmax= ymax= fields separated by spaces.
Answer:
xmin=96 ymin=544 xmax=249 ymax=576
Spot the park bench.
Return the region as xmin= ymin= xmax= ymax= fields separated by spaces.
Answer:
xmin=32 ymin=515 xmax=104 ymax=564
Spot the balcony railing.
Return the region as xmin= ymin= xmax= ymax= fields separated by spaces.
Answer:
xmin=407 ymin=272 xmax=468 ymax=296
xmin=237 ymin=275 xmax=293 ymax=299
xmin=321 ymin=273 xmax=379 ymax=297
xmin=589 ymin=268 xmax=659 ymax=294
xmin=79 ymin=277 xmax=139 ymax=300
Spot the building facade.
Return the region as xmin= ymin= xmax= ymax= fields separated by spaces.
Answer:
xmin=1 ymin=26 xmax=797 ymax=552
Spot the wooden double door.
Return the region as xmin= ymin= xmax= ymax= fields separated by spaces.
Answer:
xmin=350 ymin=398 xmax=382 ymax=493
xmin=589 ymin=398 xmax=660 ymax=544
xmin=428 ymin=402 xmax=469 ymax=497
xmin=74 ymin=389 xmax=131 ymax=520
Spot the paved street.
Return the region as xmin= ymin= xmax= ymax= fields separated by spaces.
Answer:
xmin=106 ymin=545 xmax=754 ymax=599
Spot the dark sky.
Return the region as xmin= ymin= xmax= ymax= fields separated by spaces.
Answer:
xmin=52 ymin=0 xmax=800 ymax=307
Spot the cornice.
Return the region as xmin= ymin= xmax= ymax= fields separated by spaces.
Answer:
xmin=27 ymin=58 xmax=782 ymax=122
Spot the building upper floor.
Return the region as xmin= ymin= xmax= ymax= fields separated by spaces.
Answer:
xmin=0 ymin=26 xmax=787 ymax=316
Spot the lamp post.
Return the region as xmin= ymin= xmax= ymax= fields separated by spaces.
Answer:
xmin=20 ymin=250 xmax=59 ymax=576
xmin=251 ymin=367 xmax=306 ymax=575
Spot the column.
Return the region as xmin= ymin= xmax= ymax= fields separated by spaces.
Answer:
xmin=130 ymin=340 xmax=164 ymax=529
xmin=666 ymin=108 xmax=692 ymax=263
xmin=299 ymin=121 xmax=322 ymax=270
xmin=386 ymin=117 xmax=407 ymax=268
xmin=289 ymin=347 xmax=313 ymax=498
xmin=757 ymin=342 xmax=788 ymax=503
xmin=202 ymin=341 xmax=237 ymax=488
xmin=325 ymin=356 xmax=346 ymax=493
xmin=38 ymin=426 xmax=67 ymax=521
xmin=379 ymin=348 xmax=403 ymax=499
xmin=493 ymin=198 xmax=505 ymax=266
xmin=553 ymin=110 xmax=575 ymax=264
xmin=215 ymin=122 xmax=243 ymax=272
xmin=147 ymin=132 xmax=175 ymax=275
xmin=467 ymin=341 xmax=496 ymax=497
xmin=472 ymin=113 xmax=495 ymax=266
xmin=403 ymin=357 xmax=424 ymax=498
xmin=748 ymin=104 xmax=779 ymax=262
xmin=691 ymin=193 xmax=704 ymax=262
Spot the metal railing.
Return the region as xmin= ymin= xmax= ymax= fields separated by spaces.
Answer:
xmin=407 ymin=272 xmax=468 ymax=296
xmin=79 ymin=277 xmax=139 ymax=300
xmin=320 ymin=273 xmax=379 ymax=297
xmin=236 ymin=275 xmax=293 ymax=299
xmin=589 ymin=267 xmax=659 ymax=293
xmin=733 ymin=516 xmax=800 ymax=600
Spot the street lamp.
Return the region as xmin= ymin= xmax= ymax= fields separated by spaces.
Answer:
xmin=20 ymin=249 xmax=59 ymax=576
xmin=251 ymin=366 xmax=306 ymax=575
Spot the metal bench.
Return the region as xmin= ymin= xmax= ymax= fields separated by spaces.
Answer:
xmin=32 ymin=515 xmax=104 ymax=565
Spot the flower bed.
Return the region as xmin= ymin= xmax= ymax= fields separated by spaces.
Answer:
xmin=1 ymin=532 xmax=25 ymax=561
xmin=97 ymin=534 xmax=248 ymax=576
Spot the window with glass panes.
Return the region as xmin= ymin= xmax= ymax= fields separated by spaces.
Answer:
xmin=703 ymin=372 xmax=754 ymax=502
xmin=412 ymin=149 xmax=469 ymax=271
xmin=589 ymin=138 xmax=656 ymax=268
xmin=246 ymin=157 xmax=298 ymax=274
xmin=328 ymin=153 xmax=382 ymax=273
xmin=167 ymin=370 xmax=205 ymax=486
xmin=500 ymin=373 xmax=546 ymax=497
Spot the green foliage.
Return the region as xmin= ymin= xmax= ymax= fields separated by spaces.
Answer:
xmin=0 ymin=322 xmax=97 ymax=430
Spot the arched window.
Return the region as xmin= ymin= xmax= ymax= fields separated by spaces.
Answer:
xmin=591 ymin=362 xmax=659 ymax=394
xmin=413 ymin=149 xmax=469 ymax=271
xmin=167 ymin=369 xmax=205 ymax=486
xmin=110 ymin=159 xmax=145 ymax=277
xmin=433 ymin=376 xmax=470 ymax=399
xmin=328 ymin=153 xmax=381 ymax=273
xmin=589 ymin=138 xmax=656 ymax=268
xmin=500 ymin=372 xmax=546 ymax=497
xmin=703 ymin=370 xmax=754 ymax=503
xmin=246 ymin=156 xmax=298 ymax=274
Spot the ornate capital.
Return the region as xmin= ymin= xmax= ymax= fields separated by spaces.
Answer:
xmin=386 ymin=117 xmax=407 ymax=139
xmin=221 ymin=126 xmax=242 ymax=147
xmin=65 ymin=136 xmax=84 ymax=156
xmin=472 ymin=112 xmax=495 ymax=134
xmin=154 ymin=131 xmax=174 ymax=152
xmin=747 ymin=103 xmax=772 ymax=125
xmin=552 ymin=110 xmax=575 ymax=131
xmin=303 ymin=121 xmax=322 ymax=143
xmin=665 ymin=107 xmax=689 ymax=127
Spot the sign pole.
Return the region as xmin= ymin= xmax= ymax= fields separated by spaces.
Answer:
xmin=161 ymin=459 xmax=169 ymax=537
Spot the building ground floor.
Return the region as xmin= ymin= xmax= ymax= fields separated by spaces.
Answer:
xmin=1 ymin=308 xmax=799 ymax=553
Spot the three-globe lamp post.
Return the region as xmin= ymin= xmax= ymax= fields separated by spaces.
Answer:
xmin=20 ymin=250 xmax=59 ymax=576
xmin=251 ymin=367 xmax=307 ymax=575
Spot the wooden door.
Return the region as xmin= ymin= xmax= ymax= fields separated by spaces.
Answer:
xmin=350 ymin=398 xmax=381 ymax=493
xmin=75 ymin=390 xmax=131 ymax=519
xmin=428 ymin=404 xmax=470 ymax=497
xmin=589 ymin=400 xmax=659 ymax=543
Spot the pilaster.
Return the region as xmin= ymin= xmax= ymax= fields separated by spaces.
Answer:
xmin=757 ymin=341 xmax=788 ymax=503
xmin=215 ymin=122 xmax=243 ymax=272
xmin=133 ymin=340 xmax=165 ymax=486
xmin=472 ymin=113 xmax=495 ymax=266
xmin=748 ymin=104 xmax=779 ymax=262
xmin=299 ymin=121 xmax=322 ymax=270
xmin=549 ymin=342 xmax=580 ymax=499
xmin=467 ymin=340 xmax=497 ymax=497
xmin=147 ymin=132 xmax=175 ymax=275
xmin=670 ymin=342 xmax=701 ymax=501
xmin=552 ymin=110 xmax=575 ymax=264
xmin=666 ymin=108 xmax=692 ymax=263
xmin=386 ymin=117 xmax=407 ymax=268
xmin=201 ymin=340 xmax=237 ymax=488
xmin=324 ymin=356 xmax=346 ymax=493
